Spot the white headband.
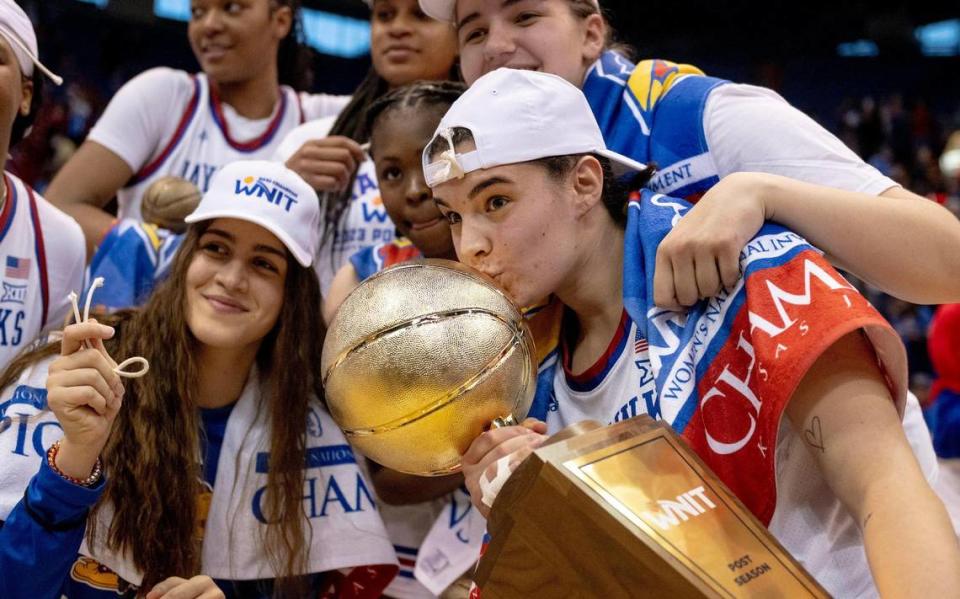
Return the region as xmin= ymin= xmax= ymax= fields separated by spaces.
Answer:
xmin=0 ymin=0 xmax=62 ymax=85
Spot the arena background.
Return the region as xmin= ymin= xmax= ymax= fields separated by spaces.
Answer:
xmin=12 ymin=0 xmax=960 ymax=398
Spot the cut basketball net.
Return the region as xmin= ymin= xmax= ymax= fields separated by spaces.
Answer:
xmin=67 ymin=277 xmax=149 ymax=378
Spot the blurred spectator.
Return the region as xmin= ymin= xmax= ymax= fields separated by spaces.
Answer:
xmin=926 ymin=304 xmax=960 ymax=531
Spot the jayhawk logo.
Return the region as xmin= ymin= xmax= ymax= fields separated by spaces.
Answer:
xmin=70 ymin=556 xmax=126 ymax=592
xmin=628 ymin=59 xmax=705 ymax=113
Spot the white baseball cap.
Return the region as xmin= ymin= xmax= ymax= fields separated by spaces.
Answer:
xmin=422 ymin=68 xmax=646 ymax=188
xmin=419 ymin=0 xmax=599 ymax=23
xmin=185 ymin=161 xmax=320 ymax=267
xmin=0 ymin=0 xmax=62 ymax=85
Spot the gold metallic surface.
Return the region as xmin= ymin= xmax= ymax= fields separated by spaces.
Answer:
xmin=564 ymin=429 xmax=828 ymax=597
xmin=321 ymin=259 xmax=537 ymax=476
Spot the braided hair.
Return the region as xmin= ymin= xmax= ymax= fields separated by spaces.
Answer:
xmin=365 ymin=80 xmax=467 ymax=144
xmin=316 ymin=66 xmax=461 ymax=257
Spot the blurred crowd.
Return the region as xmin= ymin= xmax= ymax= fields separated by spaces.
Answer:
xmin=834 ymin=93 xmax=960 ymax=398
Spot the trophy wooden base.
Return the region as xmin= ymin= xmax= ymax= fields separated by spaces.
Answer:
xmin=474 ymin=416 xmax=828 ymax=598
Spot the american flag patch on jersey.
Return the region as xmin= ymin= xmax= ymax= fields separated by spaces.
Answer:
xmin=635 ymin=337 xmax=649 ymax=354
xmin=5 ymin=256 xmax=30 ymax=279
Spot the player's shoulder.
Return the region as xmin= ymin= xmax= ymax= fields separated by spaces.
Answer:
xmin=122 ymin=66 xmax=196 ymax=94
xmin=704 ymin=81 xmax=787 ymax=108
xmin=12 ymin=176 xmax=84 ymax=255
xmin=105 ymin=67 xmax=200 ymax=116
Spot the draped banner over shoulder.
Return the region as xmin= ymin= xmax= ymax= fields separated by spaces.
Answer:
xmin=529 ymin=189 xmax=907 ymax=525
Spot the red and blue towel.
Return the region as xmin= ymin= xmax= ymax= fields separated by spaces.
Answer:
xmin=529 ymin=189 xmax=907 ymax=525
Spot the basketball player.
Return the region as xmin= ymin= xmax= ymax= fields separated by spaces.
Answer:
xmin=276 ymin=0 xmax=459 ymax=293
xmin=84 ymin=0 xmax=461 ymax=309
xmin=0 ymin=160 xmax=398 ymax=598
xmin=322 ymin=80 xmax=464 ymax=323
xmin=424 ymin=68 xmax=960 ymax=597
xmin=0 ymin=1 xmax=84 ymax=370
xmin=45 ymin=0 xmax=360 ymax=257
xmin=420 ymin=0 xmax=960 ymax=308
xmin=322 ymin=80 xmax=489 ymax=599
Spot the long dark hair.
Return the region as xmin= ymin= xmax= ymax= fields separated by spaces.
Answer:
xmin=3 ymin=221 xmax=324 ymax=595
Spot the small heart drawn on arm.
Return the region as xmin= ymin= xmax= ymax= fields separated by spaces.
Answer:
xmin=804 ymin=416 xmax=825 ymax=453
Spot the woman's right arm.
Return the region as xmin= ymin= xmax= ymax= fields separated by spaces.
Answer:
xmin=47 ymin=67 xmax=192 ymax=258
xmin=45 ymin=142 xmax=133 ymax=258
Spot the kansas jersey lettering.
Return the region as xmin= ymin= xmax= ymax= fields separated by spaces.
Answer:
xmin=0 ymin=174 xmax=83 ymax=370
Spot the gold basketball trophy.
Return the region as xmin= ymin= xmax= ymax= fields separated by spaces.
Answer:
xmin=321 ymin=260 xmax=828 ymax=598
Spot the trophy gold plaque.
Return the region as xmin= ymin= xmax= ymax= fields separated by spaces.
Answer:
xmin=474 ymin=416 xmax=829 ymax=598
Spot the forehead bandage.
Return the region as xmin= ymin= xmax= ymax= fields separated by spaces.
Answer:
xmin=67 ymin=278 xmax=149 ymax=378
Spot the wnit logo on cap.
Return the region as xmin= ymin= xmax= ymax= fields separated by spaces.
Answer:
xmin=234 ymin=176 xmax=299 ymax=213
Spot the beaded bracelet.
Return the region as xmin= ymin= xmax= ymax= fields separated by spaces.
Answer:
xmin=47 ymin=440 xmax=103 ymax=487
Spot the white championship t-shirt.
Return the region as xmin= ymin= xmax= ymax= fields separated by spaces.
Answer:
xmin=546 ymin=310 xmax=941 ymax=598
xmin=87 ymin=67 xmax=350 ymax=222
xmin=274 ymin=118 xmax=396 ymax=294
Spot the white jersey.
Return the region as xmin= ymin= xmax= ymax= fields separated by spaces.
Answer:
xmin=87 ymin=67 xmax=350 ymax=221
xmin=0 ymin=173 xmax=84 ymax=371
xmin=936 ymin=458 xmax=960 ymax=535
xmin=379 ymin=500 xmax=446 ymax=599
xmin=548 ymin=312 xmax=941 ymax=599
xmin=274 ymin=118 xmax=396 ymax=294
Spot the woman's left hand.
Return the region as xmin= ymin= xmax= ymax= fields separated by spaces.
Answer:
xmin=653 ymin=172 xmax=771 ymax=310
xmin=145 ymin=575 xmax=224 ymax=599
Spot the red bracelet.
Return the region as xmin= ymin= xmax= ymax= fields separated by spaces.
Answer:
xmin=47 ymin=440 xmax=103 ymax=487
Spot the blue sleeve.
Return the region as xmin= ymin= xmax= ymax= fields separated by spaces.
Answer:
xmin=0 ymin=457 xmax=104 ymax=599
xmin=349 ymin=245 xmax=379 ymax=282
